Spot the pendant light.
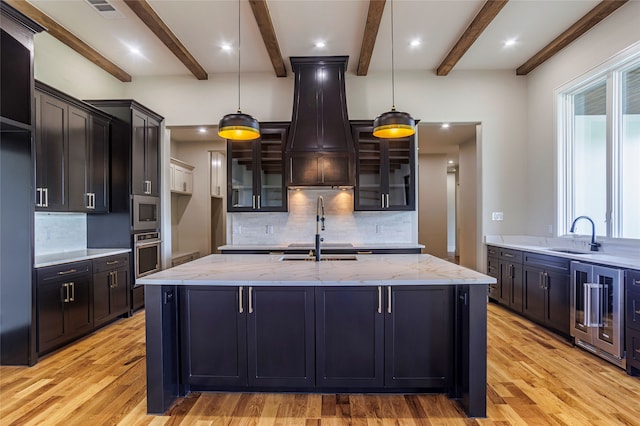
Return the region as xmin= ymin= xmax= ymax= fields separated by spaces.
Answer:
xmin=372 ymin=0 xmax=415 ymax=139
xmin=218 ymin=0 xmax=260 ymax=141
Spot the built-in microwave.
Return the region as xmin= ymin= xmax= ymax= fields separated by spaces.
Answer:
xmin=132 ymin=195 xmax=160 ymax=231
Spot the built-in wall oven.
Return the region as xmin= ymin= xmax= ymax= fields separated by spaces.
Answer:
xmin=134 ymin=231 xmax=161 ymax=279
xmin=132 ymin=195 xmax=160 ymax=231
xmin=570 ymin=261 xmax=625 ymax=368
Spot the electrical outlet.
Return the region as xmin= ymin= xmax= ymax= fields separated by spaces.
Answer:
xmin=266 ymin=225 xmax=274 ymax=234
xmin=376 ymin=224 xmax=383 ymax=234
xmin=491 ymin=212 xmax=504 ymax=221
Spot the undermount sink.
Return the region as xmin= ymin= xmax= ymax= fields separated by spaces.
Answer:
xmin=279 ymin=255 xmax=357 ymax=261
xmin=545 ymin=248 xmax=591 ymax=255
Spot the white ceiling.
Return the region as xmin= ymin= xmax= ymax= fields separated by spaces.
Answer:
xmin=28 ymin=0 xmax=604 ymax=77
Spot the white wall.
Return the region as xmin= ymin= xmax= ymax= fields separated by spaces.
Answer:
xmin=418 ymin=154 xmax=448 ymax=258
xmin=525 ymin=1 xmax=640 ymax=237
xmin=458 ymin=138 xmax=478 ymax=269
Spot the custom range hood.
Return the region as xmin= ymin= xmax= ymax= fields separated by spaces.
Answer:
xmin=286 ymin=56 xmax=355 ymax=187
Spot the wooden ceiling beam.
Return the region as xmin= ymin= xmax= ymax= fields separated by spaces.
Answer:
xmin=516 ymin=0 xmax=628 ymax=75
xmin=357 ymin=0 xmax=386 ymax=77
xmin=123 ymin=0 xmax=207 ymax=80
xmin=249 ymin=0 xmax=286 ymax=78
xmin=436 ymin=0 xmax=509 ymax=76
xmin=4 ymin=0 xmax=132 ymax=82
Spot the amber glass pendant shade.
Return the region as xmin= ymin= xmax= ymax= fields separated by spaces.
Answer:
xmin=218 ymin=111 xmax=260 ymax=140
xmin=372 ymin=108 xmax=415 ymax=138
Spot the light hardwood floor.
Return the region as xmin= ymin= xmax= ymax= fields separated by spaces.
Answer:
xmin=1 ymin=303 xmax=639 ymax=425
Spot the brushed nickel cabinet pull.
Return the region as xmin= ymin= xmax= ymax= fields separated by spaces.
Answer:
xmin=504 ymin=253 xmax=514 ymax=258
xmin=239 ymin=287 xmax=243 ymax=313
xmin=257 ymin=195 xmax=261 ymax=209
xmin=69 ymin=282 xmax=75 ymax=302
xmin=385 ymin=193 xmax=389 ymax=208
xmin=635 ymin=280 xmax=640 ymax=285
xmin=387 ymin=286 xmax=392 ymax=314
xmin=248 ymin=286 xmax=254 ymax=313
xmin=58 ymin=269 xmax=77 ymax=276
xmin=381 ymin=194 xmax=385 ymax=209
xmin=62 ymin=283 xmax=69 ymax=303
xmin=43 ymin=188 xmax=48 ymax=207
xmin=106 ymin=260 xmax=119 ymax=265
xmin=357 ymin=251 xmax=373 ymax=255
xmin=378 ymin=286 xmax=382 ymax=314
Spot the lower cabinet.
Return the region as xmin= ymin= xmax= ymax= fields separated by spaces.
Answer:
xmin=180 ymin=286 xmax=315 ymax=388
xmin=627 ymin=270 xmax=640 ymax=376
xmin=37 ymin=261 xmax=93 ymax=354
xmin=93 ymin=254 xmax=130 ymax=327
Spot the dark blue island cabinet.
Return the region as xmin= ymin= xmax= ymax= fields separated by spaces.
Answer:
xmin=144 ymin=283 xmax=487 ymax=418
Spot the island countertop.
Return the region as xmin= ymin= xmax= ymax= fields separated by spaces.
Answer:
xmin=137 ymin=253 xmax=495 ymax=286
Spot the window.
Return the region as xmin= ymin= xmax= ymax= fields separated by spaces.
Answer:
xmin=559 ymin=52 xmax=640 ymax=239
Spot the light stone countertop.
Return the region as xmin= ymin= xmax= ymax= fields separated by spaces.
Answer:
xmin=218 ymin=243 xmax=425 ymax=251
xmin=34 ymin=248 xmax=131 ymax=268
xmin=137 ymin=253 xmax=494 ymax=286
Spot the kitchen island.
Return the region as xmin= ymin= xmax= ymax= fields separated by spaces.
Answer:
xmin=138 ymin=254 xmax=495 ymax=417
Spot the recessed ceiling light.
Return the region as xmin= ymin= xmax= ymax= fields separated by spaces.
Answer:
xmin=129 ymin=47 xmax=141 ymax=55
xmin=221 ymin=43 xmax=232 ymax=52
xmin=504 ymin=38 xmax=517 ymax=47
xmin=198 ymin=128 xmax=207 ymax=134
xmin=448 ymin=160 xmax=454 ymax=164
xmin=441 ymin=123 xmax=450 ymax=129
xmin=315 ymin=41 xmax=326 ymax=48
xmin=410 ymin=39 xmax=421 ymax=48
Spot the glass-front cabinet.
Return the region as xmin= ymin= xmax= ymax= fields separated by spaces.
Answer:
xmin=227 ymin=123 xmax=287 ymax=212
xmin=352 ymin=121 xmax=415 ymax=211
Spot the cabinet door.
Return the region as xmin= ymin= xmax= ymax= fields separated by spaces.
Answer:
xmin=258 ymin=128 xmax=286 ymax=211
xmin=385 ymin=286 xmax=453 ymax=388
xmin=506 ymin=262 xmax=523 ymax=312
xmin=64 ymin=276 xmax=93 ymax=338
xmin=93 ymin=270 xmax=111 ymax=325
xmin=385 ymin=138 xmax=414 ymax=210
xmin=180 ymin=286 xmax=247 ymax=387
xmin=228 ymin=140 xmax=256 ymax=210
xmin=67 ymin=105 xmax=90 ymax=211
xmin=35 ymin=92 xmax=66 ymax=210
xmin=497 ymin=260 xmax=513 ymax=306
xmin=145 ymin=116 xmax=160 ymax=196
xmin=545 ymin=270 xmax=570 ymax=335
xmin=355 ymin=135 xmax=383 ymax=210
xmin=37 ymin=280 xmax=66 ymax=353
xmin=210 ymin=152 xmax=225 ymax=197
xmin=247 ymin=287 xmax=315 ymax=387
xmin=110 ymin=267 xmax=130 ymax=317
xmin=131 ymin=111 xmax=147 ymax=195
xmin=89 ymin=115 xmax=109 ymax=212
xmin=315 ymin=286 xmax=384 ymax=388
xmin=523 ymin=266 xmax=546 ymax=324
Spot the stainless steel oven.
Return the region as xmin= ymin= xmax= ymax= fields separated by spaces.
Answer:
xmin=134 ymin=231 xmax=161 ymax=279
xmin=132 ymin=195 xmax=160 ymax=231
xmin=570 ymin=261 xmax=625 ymax=368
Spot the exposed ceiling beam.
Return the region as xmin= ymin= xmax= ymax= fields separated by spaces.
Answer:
xmin=123 ymin=0 xmax=207 ymax=80
xmin=516 ymin=0 xmax=628 ymax=75
xmin=4 ymin=0 xmax=132 ymax=82
xmin=249 ymin=0 xmax=286 ymax=78
xmin=357 ymin=0 xmax=386 ymax=77
xmin=436 ymin=0 xmax=509 ymax=76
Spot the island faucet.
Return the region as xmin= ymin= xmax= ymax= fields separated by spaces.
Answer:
xmin=569 ymin=215 xmax=601 ymax=251
xmin=315 ymin=196 xmax=325 ymax=261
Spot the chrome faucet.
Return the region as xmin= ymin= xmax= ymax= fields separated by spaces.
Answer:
xmin=315 ymin=196 xmax=325 ymax=261
xmin=570 ymin=215 xmax=601 ymax=251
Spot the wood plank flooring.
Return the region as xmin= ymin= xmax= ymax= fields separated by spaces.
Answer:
xmin=2 ymin=303 xmax=640 ymax=425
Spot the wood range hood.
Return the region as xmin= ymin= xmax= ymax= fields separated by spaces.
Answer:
xmin=286 ymin=56 xmax=355 ymax=187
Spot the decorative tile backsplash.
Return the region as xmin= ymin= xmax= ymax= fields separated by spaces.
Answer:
xmin=35 ymin=212 xmax=87 ymax=256
xmin=228 ymin=188 xmax=417 ymax=245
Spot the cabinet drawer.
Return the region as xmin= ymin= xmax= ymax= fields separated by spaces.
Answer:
xmin=523 ymin=252 xmax=570 ymax=273
xmin=499 ymin=248 xmax=522 ymax=263
xmin=487 ymin=257 xmax=499 ymax=278
xmin=486 ymin=245 xmax=499 ymax=258
xmin=627 ymin=289 xmax=640 ymax=332
xmin=628 ymin=270 xmax=640 ymax=291
xmin=93 ymin=254 xmax=129 ymax=273
xmin=37 ymin=261 xmax=91 ymax=281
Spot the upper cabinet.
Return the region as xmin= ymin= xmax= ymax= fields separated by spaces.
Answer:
xmin=170 ymin=157 xmax=194 ymax=195
xmin=210 ymin=151 xmax=225 ymax=198
xmin=86 ymin=100 xmax=163 ymax=198
xmin=227 ymin=123 xmax=287 ymax=212
xmin=352 ymin=121 xmax=416 ymax=211
xmin=34 ymin=82 xmax=110 ymax=213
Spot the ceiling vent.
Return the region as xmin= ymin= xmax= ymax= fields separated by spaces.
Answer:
xmin=85 ymin=0 xmax=124 ymax=19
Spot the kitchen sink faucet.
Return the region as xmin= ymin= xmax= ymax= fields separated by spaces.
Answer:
xmin=315 ymin=196 xmax=325 ymax=261
xmin=570 ymin=215 xmax=601 ymax=251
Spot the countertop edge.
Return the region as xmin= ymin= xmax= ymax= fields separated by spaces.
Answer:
xmin=34 ymin=248 xmax=132 ymax=268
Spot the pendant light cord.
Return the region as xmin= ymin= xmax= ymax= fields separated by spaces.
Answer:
xmin=237 ymin=0 xmax=241 ymax=113
xmin=390 ymin=0 xmax=395 ymax=111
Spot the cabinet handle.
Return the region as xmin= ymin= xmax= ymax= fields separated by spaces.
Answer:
xmin=377 ymin=286 xmax=382 ymax=314
xmin=386 ymin=193 xmax=389 ymax=208
xmin=357 ymin=251 xmax=373 ymax=255
xmin=62 ymin=283 xmax=69 ymax=303
xmin=381 ymin=194 xmax=385 ymax=209
xmin=238 ymin=287 xmax=243 ymax=313
xmin=539 ymin=272 xmax=544 ymax=289
xmin=636 ymin=348 xmax=640 ymax=356
xmin=249 ymin=286 xmax=253 ymax=313
xmin=387 ymin=286 xmax=392 ymax=314
xmin=257 ymin=195 xmax=261 ymax=209
xmin=58 ymin=269 xmax=77 ymax=276
xmin=36 ymin=188 xmax=42 ymax=207
xmin=144 ymin=180 xmax=151 ymax=194
xmin=544 ymin=272 xmax=549 ymax=290
xmin=635 ymin=280 xmax=640 ymax=285
xmin=503 ymin=253 xmax=514 ymax=258
xmin=252 ymin=195 xmax=256 ymax=209
xmin=69 ymin=282 xmax=75 ymax=302
xmin=43 ymin=188 xmax=48 ymax=207
xmin=106 ymin=260 xmax=119 ymax=265
xmin=183 ymin=182 xmax=186 ymax=192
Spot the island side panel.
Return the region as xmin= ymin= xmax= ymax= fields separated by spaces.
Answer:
xmin=145 ymin=285 xmax=180 ymax=414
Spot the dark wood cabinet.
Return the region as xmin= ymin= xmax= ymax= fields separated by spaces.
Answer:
xmin=352 ymin=121 xmax=415 ymax=211
xmin=34 ymin=82 xmax=111 ymax=212
xmin=522 ymin=252 xmax=570 ymax=336
xmin=228 ymin=123 xmax=287 ymax=212
xmin=315 ymin=286 xmax=384 ymax=388
xmin=487 ymin=246 xmax=522 ymax=311
xmin=131 ymin=110 xmax=160 ymax=196
xmin=486 ymin=249 xmax=499 ymax=300
xmin=36 ymin=261 xmax=93 ymax=354
xmin=93 ymin=254 xmax=130 ymax=327
xmin=247 ymin=286 xmax=315 ymax=387
xmin=626 ymin=270 xmax=640 ymax=376
xmin=385 ymin=286 xmax=453 ymax=388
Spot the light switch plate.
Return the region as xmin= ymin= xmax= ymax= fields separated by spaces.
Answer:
xmin=492 ymin=212 xmax=504 ymax=221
